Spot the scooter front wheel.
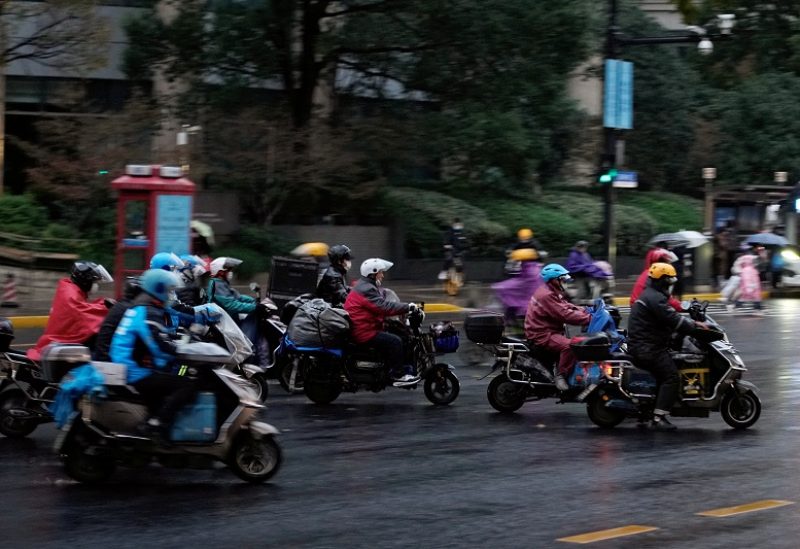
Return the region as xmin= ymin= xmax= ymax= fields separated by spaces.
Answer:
xmin=424 ymin=368 xmax=460 ymax=406
xmin=487 ymin=374 xmax=526 ymax=413
xmin=250 ymin=373 xmax=269 ymax=403
xmin=721 ymin=389 xmax=761 ymax=429
xmin=229 ymin=433 xmax=282 ymax=483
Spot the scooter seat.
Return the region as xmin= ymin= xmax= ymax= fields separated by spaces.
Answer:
xmin=609 ymin=351 xmax=635 ymax=362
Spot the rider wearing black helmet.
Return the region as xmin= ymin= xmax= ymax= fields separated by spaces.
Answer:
xmin=28 ymin=261 xmax=113 ymax=361
xmin=316 ymin=244 xmax=352 ymax=307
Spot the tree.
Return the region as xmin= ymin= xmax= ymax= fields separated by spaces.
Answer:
xmin=12 ymin=94 xmax=162 ymax=250
xmin=124 ymin=1 xmax=599 ymax=222
xmin=710 ymin=72 xmax=800 ymax=185
xmin=0 ymin=0 xmax=109 ymax=194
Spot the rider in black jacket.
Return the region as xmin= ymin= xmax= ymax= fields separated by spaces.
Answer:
xmin=316 ymin=244 xmax=352 ymax=307
xmin=628 ymin=262 xmax=706 ymax=431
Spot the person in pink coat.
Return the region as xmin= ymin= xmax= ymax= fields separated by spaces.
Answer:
xmin=734 ymin=253 xmax=763 ymax=312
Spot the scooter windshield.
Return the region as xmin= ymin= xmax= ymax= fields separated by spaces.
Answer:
xmin=213 ymin=307 xmax=254 ymax=364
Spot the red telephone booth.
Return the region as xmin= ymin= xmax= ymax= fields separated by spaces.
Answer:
xmin=111 ymin=165 xmax=196 ymax=297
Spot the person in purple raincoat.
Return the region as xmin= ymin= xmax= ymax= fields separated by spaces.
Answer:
xmin=492 ymin=248 xmax=544 ymax=322
xmin=566 ymin=241 xmax=611 ymax=300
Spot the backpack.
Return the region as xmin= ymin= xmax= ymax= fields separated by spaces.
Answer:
xmin=286 ymin=298 xmax=351 ymax=348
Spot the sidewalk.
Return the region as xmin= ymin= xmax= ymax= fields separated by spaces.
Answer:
xmin=387 ymin=278 xmax=727 ymax=312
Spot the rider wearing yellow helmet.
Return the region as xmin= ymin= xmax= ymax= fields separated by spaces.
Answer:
xmin=627 ymin=262 xmax=708 ymax=431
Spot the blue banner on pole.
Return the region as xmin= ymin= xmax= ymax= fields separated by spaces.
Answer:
xmin=603 ymin=59 xmax=634 ymax=130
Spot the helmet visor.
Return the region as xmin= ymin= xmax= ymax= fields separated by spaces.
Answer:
xmin=94 ymin=264 xmax=114 ymax=283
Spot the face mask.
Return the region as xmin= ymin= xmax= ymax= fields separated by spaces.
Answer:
xmin=667 ymin=284 xmax=675 ymax=295
xmin=90 ymin=282 xmax=99 ymax=294
xmin=342 ymin=259 xmax=352 ymax=272
xmin=226 ymin=271 xmax=234 ymax=282
xmin=166 ymin=290 xmax=178 ymax=307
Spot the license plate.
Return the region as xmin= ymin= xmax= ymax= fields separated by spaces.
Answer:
xmin=577 ymin=383 xmax=597 ymax=402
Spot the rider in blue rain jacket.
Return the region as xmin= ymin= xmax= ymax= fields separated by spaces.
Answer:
xmin=110 ymin=269 xmax=196 ymax=439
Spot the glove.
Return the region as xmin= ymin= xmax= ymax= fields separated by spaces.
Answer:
xmin=408 ymin=302 xmax=418 ymax=313
xmin=104 ymin=298 xmax=117 ymax=309
xmin=195 ymin=305 xmax=221 ymax=325
xmin=256 ymin=302 xmax=269 ymax=316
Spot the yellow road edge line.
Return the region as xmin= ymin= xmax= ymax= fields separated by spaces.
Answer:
xmin=557 ymin=525 xmax=659 ymax=544
xmin=424 ymin=304 xmax=465 ymax=313
xmin=696 ymin=499 xmax=794 ymax=517
xmin=8 ymin=316 xmax=49 ymax=329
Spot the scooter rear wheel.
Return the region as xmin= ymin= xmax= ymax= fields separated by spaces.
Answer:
xmin=0 ymin=389 xmax=39 ymax=438
xmin=229 ymin=433 xmax=282 ymax=483
xmin=304 ymin=379 xmax=342 ymax=405
xmin=277 ymin=358 xmax=305 ymax=394
xmin=487 ymin=374 xmax=526 ymax=413
xmin=63 ymin=442 xmax=116 ymax=484
xmin=586 ymin=394 xmax=625 ymax=429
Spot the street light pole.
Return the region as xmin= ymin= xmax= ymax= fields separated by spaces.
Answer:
xmin=601 ymin=3 xmax=734 ymax=266
xmin=602 ymin=0 xmax=620 ymax=270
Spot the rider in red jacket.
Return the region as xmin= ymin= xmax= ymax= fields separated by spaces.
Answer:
xmin=630 ymin=248 xmax=682 ymax=311
xmin=524 ymin=263 xmax=591 ymax=391
xmin=344 ymin=258 xmax=420 ymax=386
xmin=28 ymin=261 xmax=113 ymax=361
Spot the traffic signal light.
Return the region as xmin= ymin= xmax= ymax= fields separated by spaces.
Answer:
xmin=97 ymin=169 xmax=109 ymax=175
xmin=598 ymin=153 xmax=616 ymax=184
xmin=599 ymin=168 xmax=618 ymax=184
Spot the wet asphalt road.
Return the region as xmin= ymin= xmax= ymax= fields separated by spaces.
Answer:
xmin=3 ymin=301 xmax=800 ymax=548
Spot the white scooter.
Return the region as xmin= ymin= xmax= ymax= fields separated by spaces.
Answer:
xmin=50 ymin=342 xmax=282 ymax=484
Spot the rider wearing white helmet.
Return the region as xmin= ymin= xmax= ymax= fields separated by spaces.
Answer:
xmin=344 ymin=258 xmax=421 ymax=386
xmin=206 ymin=257 xmax=258 ymax=318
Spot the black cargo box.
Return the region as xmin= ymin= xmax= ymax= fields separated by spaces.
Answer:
xmin=464 ymin=312 xmax=505 ymax=344
xmin=570 ymin=333 xmax=610 ymax=361
xmin=268 ymin=257 xmax=320 ymax=308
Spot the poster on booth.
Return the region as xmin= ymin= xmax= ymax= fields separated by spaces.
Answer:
xmin=156 ymin=195 xmax=192 ymax=256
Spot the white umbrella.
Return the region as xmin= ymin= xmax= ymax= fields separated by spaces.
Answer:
xmin=673 ymin=230 xmax=710 ymax=248
xmin=648 ymin=230 xmax=709 ymax=249
xmin=190 ymin=220 xmax=215 ymax=246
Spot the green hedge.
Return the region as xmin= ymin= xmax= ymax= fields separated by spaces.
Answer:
xmin=387 ymin=187 xmax=702 ymax=258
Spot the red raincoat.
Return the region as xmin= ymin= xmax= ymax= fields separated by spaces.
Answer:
xmin=524 ymin=283 xmax=591 ymax=375
xmin=27 ymin=278 xmax=108 ymax=361
xmin=630 ymin=249 xmax=682 ymax=311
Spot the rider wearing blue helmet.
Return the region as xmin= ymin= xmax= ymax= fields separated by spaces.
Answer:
xmin=110 ymin=269 xmax=196 ymax=441
xmin=177 ymin=254 xmax=208 ymax=306
xmin=148 ymin=252 xmax=218 ymax=326
xmin=524 ymin=263 xmax=591 ymax=391
xmin=150 ymin=252 xmax=184 ymax=272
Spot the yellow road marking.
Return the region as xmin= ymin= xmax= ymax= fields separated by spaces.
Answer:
xmin=424 ymin=304 xmax=464 ymax=313
xmin=557 ymin=525 xmax=659 ymax=544
xmin=697 ymin=499 xmax=794 ymax=517
xmin=8 ymin=316 xmax=49 ymax=329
